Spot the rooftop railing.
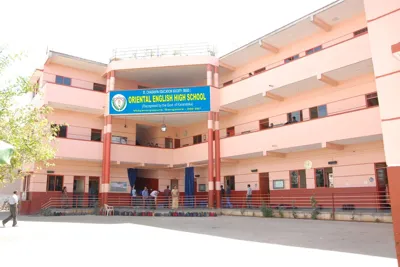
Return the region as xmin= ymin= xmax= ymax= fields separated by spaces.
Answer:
xmin=111 ymin=43 xmax=216 ymax=61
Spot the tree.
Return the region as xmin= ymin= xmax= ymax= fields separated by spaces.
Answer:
xmin=0 ymin=48 xmax=58 ymax=184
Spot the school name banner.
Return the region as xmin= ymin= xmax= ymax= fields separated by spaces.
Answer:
xmin=109 ymin=86 xmax=211 ymax=115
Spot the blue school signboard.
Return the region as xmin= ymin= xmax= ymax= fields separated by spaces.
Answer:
xmin=109 ymin=86 xmax=211 ymax=115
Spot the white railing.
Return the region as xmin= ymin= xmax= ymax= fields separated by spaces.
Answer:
xmin=111 ymin=43 xmax=216 ymax=61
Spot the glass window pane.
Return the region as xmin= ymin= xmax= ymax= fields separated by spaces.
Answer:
xmin=59 ymin=126 xmax=67 ymax=137
xmin=299 ymin=170 xmax=307 ymax=188
xmin=314 ymin=45 xmax=322 ymax=52
xmin=310 ymin=107 xmax=318 ymax=119
xmin=318 ymin=105 xmax=327 ymax=117
xmin=47 ymin=176 xmax=55 ymax=191
xmin=367 ymin=98 xmax=379 ymax=107
xmin=316 ymin=169 xmax=324 ymax=187
xmin=290 ymin=171 xmax=299 ymax=188
xmin=91 ymin=130 xmax=102 ymax=141
xmin=55 ymin=176 xmax=63 ymax=191
xmin=63 ymin=77 xmax=71 ymax=86
xmin=306 ymin=49 xmax=313 ymax=55
xmin=293 ymin=54 xmax=299 ymax=60
xmin=291 ymin=111 xmax=301 ymax=122
xmin=55 ymin=76 xmax=63 ymax=84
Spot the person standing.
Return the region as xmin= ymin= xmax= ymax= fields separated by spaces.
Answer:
xmin=246 ymin=184 xmax=252 ymax=209
xmin=226 ymin=185 xmax=233 ymax=208
xmin=171 ymin=186 xmax=179 ymax=209
xmin=163 ymin=186 xmax=171 ymax=208
xmin=131 ymin=185 xmax=137 ymax=207
xmin=2 ymin=191 xmax=18 ymax=227
xmin=142 ymin=187 xmax=149 ymax=209
xmin=61 ymin=186 xmax=68 ymax=208
xmin=220 ymin=185 xmax=225 ymax=208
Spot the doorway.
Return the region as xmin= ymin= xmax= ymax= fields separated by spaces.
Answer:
xmin=259 ymin=172 xmax=270 ymax=205
xmin=165 ymin=138 xmax=173 ymax=149
xmin=88 ymin=177 xmax=99 ymax=207
xmin=174 ymin=139 xmax=180 ymax=148
xmin=73 ymin=176 xmax=85 ymax=208
xmin=375 ymin=163 xmax=389 ymax=209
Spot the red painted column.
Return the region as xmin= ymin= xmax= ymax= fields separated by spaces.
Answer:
xmin=101 ymin=71 xmax=114 ymax=205
xmin=215 ymin=112 xmax=221 ymax=208
xmin=208 ymin=111 xmax=214 ymax=208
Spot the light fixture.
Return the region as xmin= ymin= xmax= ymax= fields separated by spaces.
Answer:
xmin=161 ymin=117 xmax=167 ymax=132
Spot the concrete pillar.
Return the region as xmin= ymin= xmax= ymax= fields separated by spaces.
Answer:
xmin=208 ymin=111 xmax=214 ymax=208
xmin=215 ymin=112 xmax=221 ymax=208
xmin=213 ymin=66 xmax=219 ymax=88
xmin=207 ymin=64 xmax=213 ymax=86
xmin=363 ymin=0 xmax=400 ymax=263
xmin=101 ymin=71 xmax=114 ymax=205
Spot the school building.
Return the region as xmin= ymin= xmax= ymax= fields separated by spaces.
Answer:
xmin=20 ymin=0 xmax=400 ymax=250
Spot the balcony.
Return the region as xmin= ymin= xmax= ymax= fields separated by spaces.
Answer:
xmin=221 ymin=106 xmax=382 ymax=159
xmin=55 ymin=138 xmax=103 ymax=161
xmin=35 ymin=73 xmax=106 ymax=114
xmin=220 ymin=30 xmax=372 ymax=108
xmin=111 ymin=144 xmax=174 ymax=167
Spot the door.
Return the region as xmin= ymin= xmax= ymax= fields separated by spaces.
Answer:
xmin=375 ymin=163 xmax=389 ymax=208
xmin=259 ymin=172 xmax=270 ymax=205
xmin=165 ymin=138 xmax=173 ymax=149
xmin=88 ymin=177 xmax=99 ymax=207
xmin=73 ymin=176 xmax=85 ymax=208
xmin=174 ymin=139 xmax=180 ymax=148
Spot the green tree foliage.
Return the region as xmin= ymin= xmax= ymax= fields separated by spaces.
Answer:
xmin=0 ymin=48 xmax=58 ymax=183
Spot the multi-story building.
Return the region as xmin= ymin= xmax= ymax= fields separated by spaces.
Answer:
xmin=21 ymin=0 xmax=399 ymax=230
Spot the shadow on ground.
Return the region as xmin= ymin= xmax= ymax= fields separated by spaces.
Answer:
xmin=0 ymin=211 xmax=395 ymax=259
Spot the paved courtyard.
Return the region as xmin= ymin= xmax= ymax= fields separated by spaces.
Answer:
xmin=0 ymin=213 xmax=397 ymax=266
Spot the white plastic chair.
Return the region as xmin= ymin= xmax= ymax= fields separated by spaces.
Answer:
xmin=104 ymin=204 xmax=114 ymax=216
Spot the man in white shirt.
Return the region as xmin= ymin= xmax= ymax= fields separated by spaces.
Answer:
xmin=246 ymin=185 xmax=252 ymax=209
xmin=150 ymin=190 xmax=159 ymax=209
xmin=2 ymin=191 xmax=18 ymax=227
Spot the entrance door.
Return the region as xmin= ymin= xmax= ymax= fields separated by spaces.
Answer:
xmin=88 ymin=177 xmax=99 ymax=207
xmin=174 ymin=139 xmax=180 ymax=148
xmin=375 ymin=163 xmax=389 ymax=208
xmin=73 ymin=176 xmax=85 ymax=208
xmin=165 ymin=138 xmax=173 ymax=149
xmin=259 ymin=172 xmax=270 ymax=205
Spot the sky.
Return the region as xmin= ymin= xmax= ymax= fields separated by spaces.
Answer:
xmin=1 ymin=0 xmax=334 ymax=80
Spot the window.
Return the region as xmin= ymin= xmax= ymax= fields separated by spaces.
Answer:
xmin=366 ymin=93 xmax=379 ymax=107
xmin=284 ymin=54 xmax=299 ymax=64
xmin=47 ymin=175 xmax=63 ymax=191
xmin=55 ymin=75 xmax=71 ymax=86
xmin=226 ymin=127 xmax=235 ymax=137
xmin=315 ymin=167 xmax=333 ymax=188
xmin=287 ymin=110 xmax=303 ymax=124
xmin=309 ymin=105 xmax=327 ymax=119
xmin=91 ymin=129 xmax=102 ymax=141
xmin=254 ymin=67 xmax=266 ymax=75
xmin=306 ymin=45 xmax=322 ymax=55
xmin=224 ymin=176 xmax=235 ymax=190
xmin=259 ymin=118 xmax=269 ymax=130
xmin=290 ymin=170 xmax=306 ymax=189
xmin=193 ymin=134 xmax=202 ymax=144
xmin=223 ymin=80 xmax=233 ymax=87
xmin=112 ymin=136 xmax=127 ymax=144
xmin=354 ymin=27 xmax=368 ymax=37
xmin=93 ymin=83 xmax=106 ymax=92
xmin=51 ymin=124 xmax=67 ymax=138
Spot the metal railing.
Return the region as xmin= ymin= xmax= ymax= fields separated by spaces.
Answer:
xmin=222 ymin=192 xmax=391 ymax=213
xmin=111 ymin=43 xmax=216 ymax=61
xmin=41 ymin=194 xmax=101 ymax=210
xmin=107 ymin=195 xmax=209 ymax=209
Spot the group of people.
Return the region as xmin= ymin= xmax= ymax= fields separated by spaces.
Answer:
xmin=220 ymin=184 xmax=253 ymax=208
xmin=131 ymin=185 xmax=180 ymax=209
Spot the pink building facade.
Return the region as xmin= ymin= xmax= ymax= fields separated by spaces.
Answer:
xmin=21 ymin=0 xmax=400 ymax=253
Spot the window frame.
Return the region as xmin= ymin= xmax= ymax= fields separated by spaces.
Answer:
xmin=354 ymin=27 xmax=368 ymax=37
xmin=51 ymin=124 xmax=68 ymax=138
xmin=309 ymin=104 xmax=328 ymax=120
xmin=112 ymin=135 xmax=127 ymax=144
xmin=259 ymin=118 xmax=270 ymax=130
xmin=287 ymin=110 xmax=303 ymax=123
xmin=284 ymin=54 xmax=300 ymax=64
xmin=224 ymin=175 xmax=235 ymax=190
xmin=314 ymin=167 xmax=333 ymax=188
xmin=55 ymin=75 xmax=71 ymax=86
xmin=47 ymin=175 xmax=64 ymax=192
xmin=93 ymin=83 xmax=106 ymax=92
xmin=193 ymin=134 xmax=202 ymax=145
xmin=91 ymin=129 xmax=102 ymax=142
xmin=306 ymin=45 xmax=323 ymax=55
xmin=366 ymin=92 xmax=379 ymax=107
xmin=289 ymin=169 xmax=306 ymax=189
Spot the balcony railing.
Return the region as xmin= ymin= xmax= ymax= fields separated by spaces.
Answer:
xmin=111 ymin=43 xmax=216 ymax=61
xmin=221 ymin=27 xmax=369 ymax=88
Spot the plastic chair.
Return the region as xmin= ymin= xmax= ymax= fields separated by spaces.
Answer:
xmin=104 ymin=204 xmax=114 ymax=216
